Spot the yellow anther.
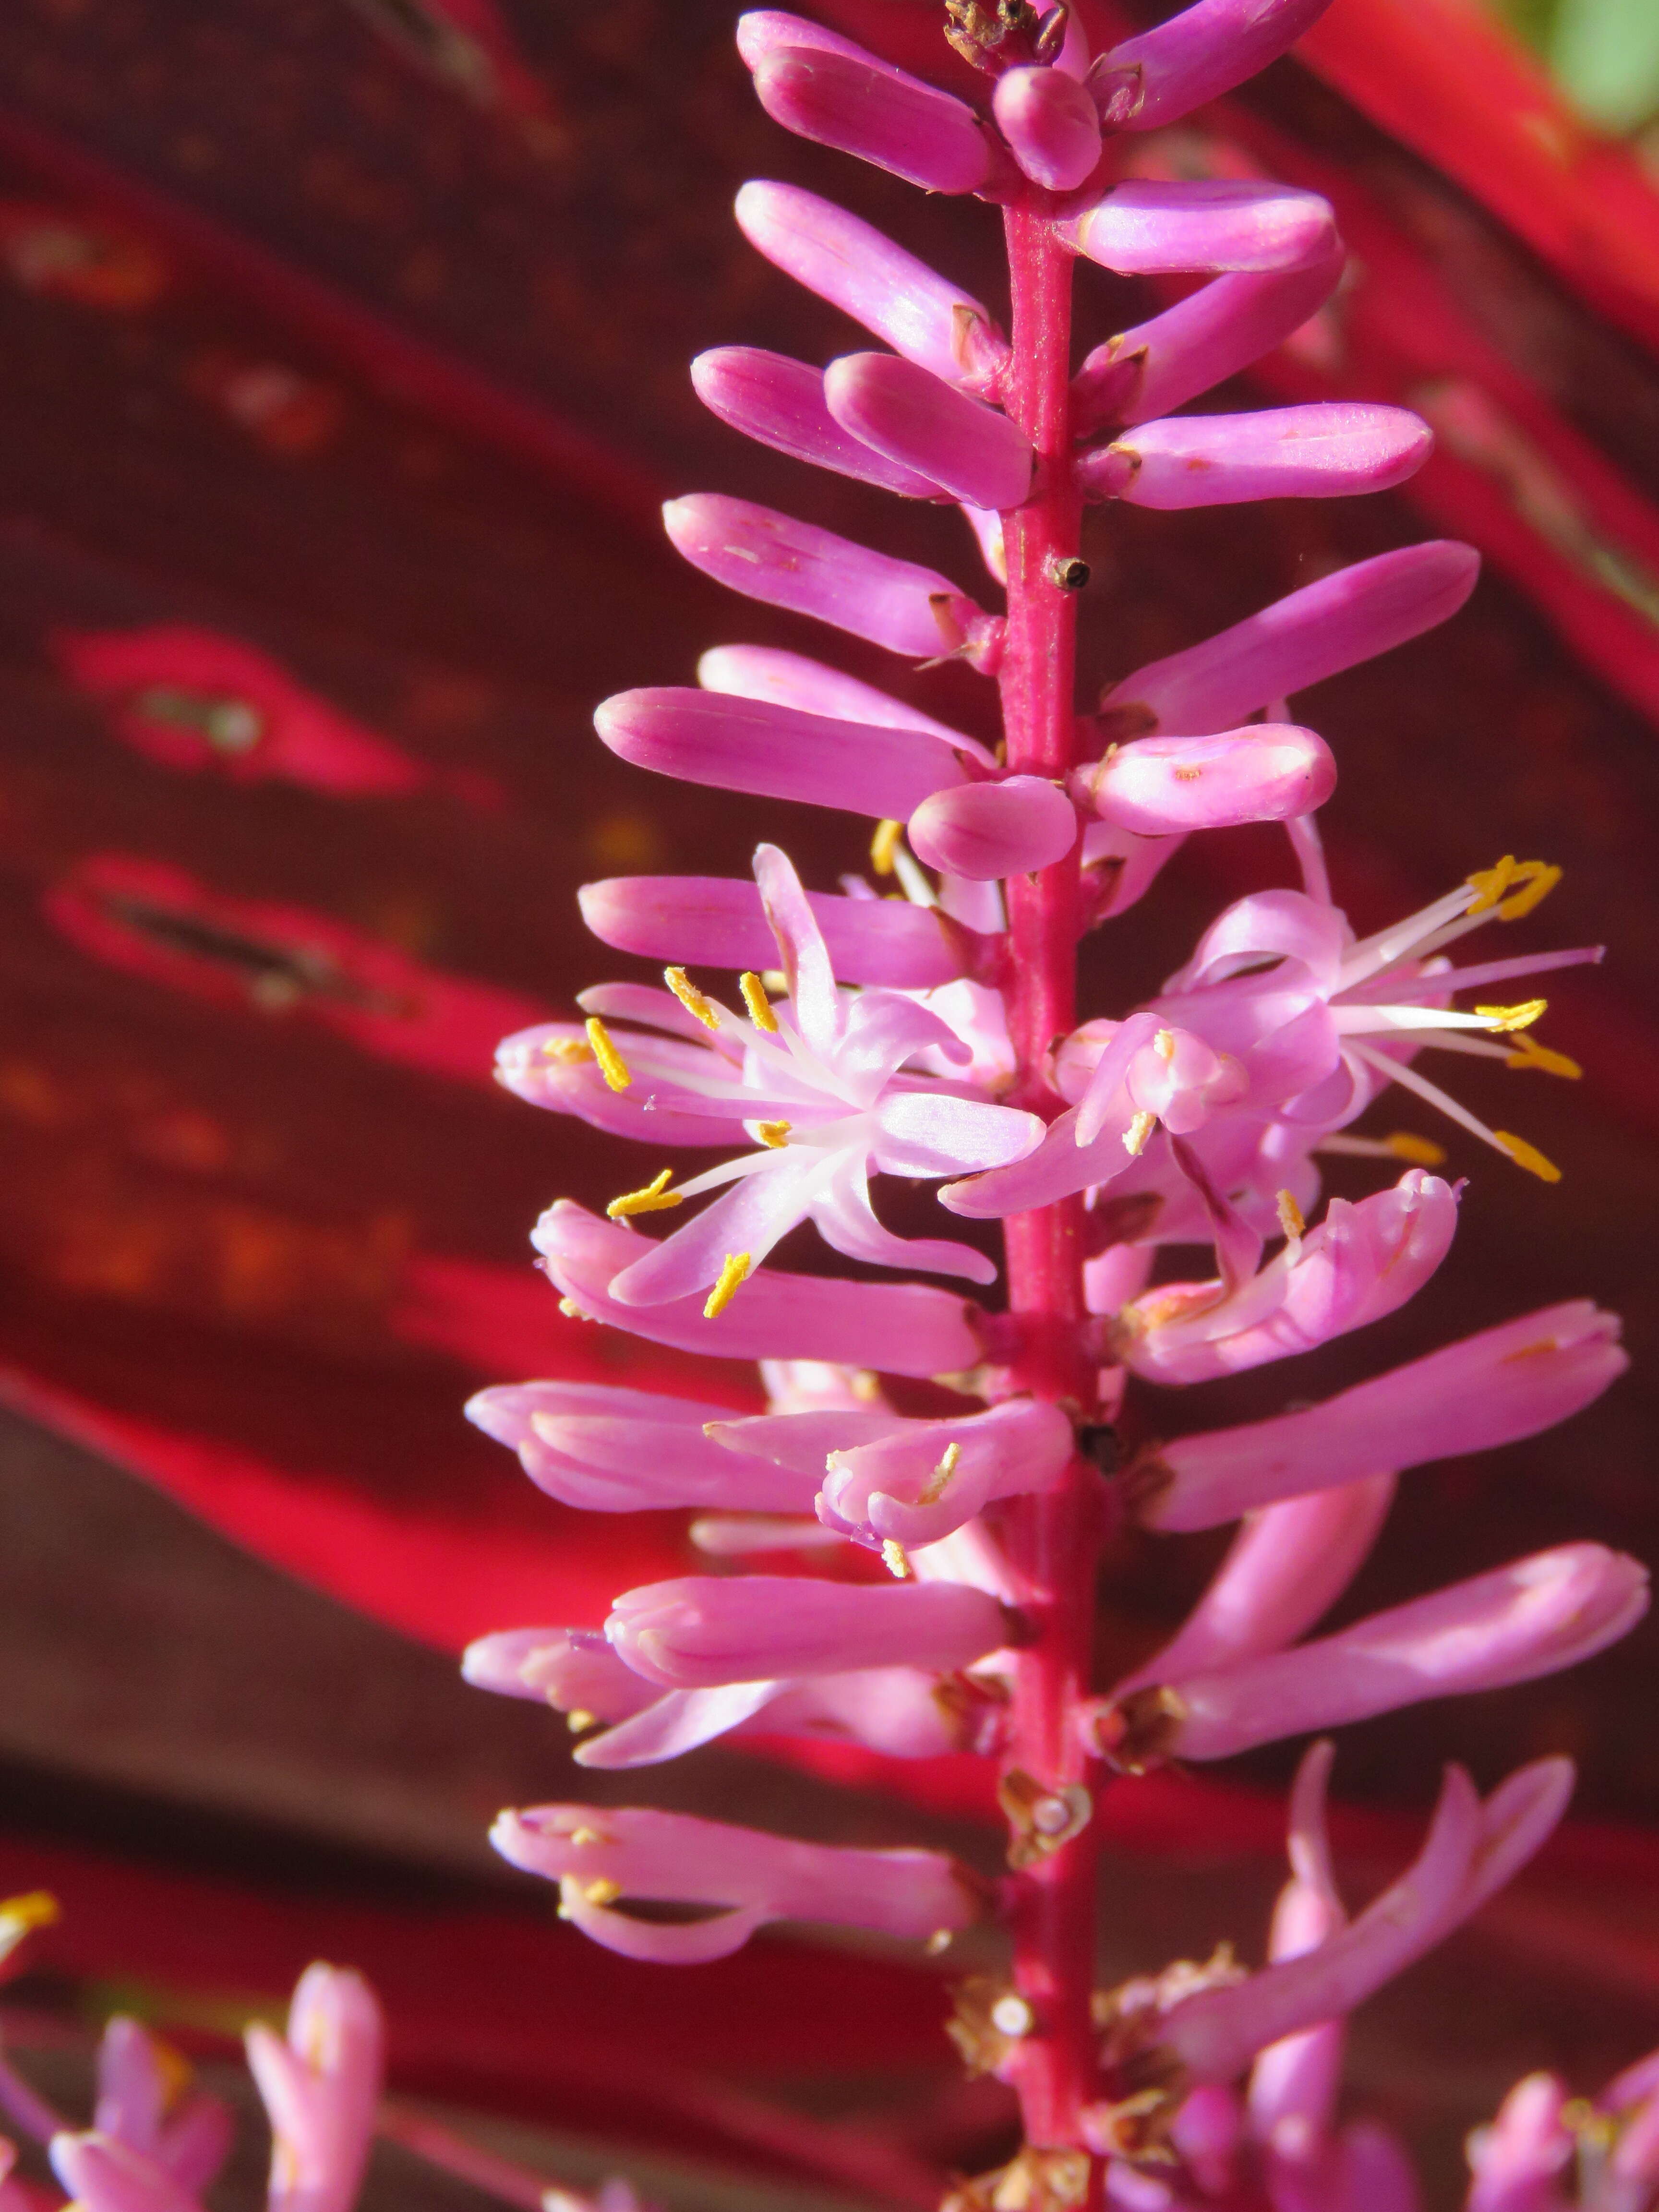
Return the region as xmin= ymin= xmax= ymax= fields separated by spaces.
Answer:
xmin=1465 ymin=855 xmax=1523 ymax=914
xmin=1475 ymin=998 xmax=1547 ymax=1034
xmin=756 ymin=1120 xmax=792 ymax=1148
xmin=663 ymin=965 xmax=721 ymax=1030
xmin=1153 ymin=1028 xmax=1177 ymax=1060
xmin=1383 ymin=1130 xmax=1448 ymax=1166
xmin=606 ymin=1167 xmax=684 ymax=1219
xmin=557 ymin=1298 xmax=592 ymax=1321
xmin=541 ymin=1036 xmax=595 ymax=1063
xmin=739 ymin=972 xmax=779 ymax=1032
xmin=919 ymin=1441 xmax=962 ymax=1505
xmin=1505 ymin=1033 xmax=1581 ymax=1079
xmin=569 ymin=1827 xmax=605 ymax=1846
xmin=0 ymin=1893 xmax=58 ymax=1951
xmin=149 ymin=2036 xmax=194 ymax=2115
xmin=584 ymin=1016 xmax=632 ymax=1091
xmin=1275 ymin=1189 xmax=1306 ymax=1241
xmin=705 ymin=1251 xmax=752 ymax=1318
xmin=1123 ymin=1109 xmax=1157 ymax=1156
xmin=881 ymin=1538 xmax=913 ymax=1579
xmin=1466 ymin=856 xmax=1561 ymax=919
xmin=565 ymin=1709 xmax=597 ymax=1733
xmin=870 ymin=819 xmax=905 ymax=876
xmin=1495 ymin=1131 xmax=1563 ymax=1183
xmin=582 ymin=1877 xmax=622 ymax=1907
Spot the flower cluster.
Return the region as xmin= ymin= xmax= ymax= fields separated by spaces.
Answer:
xmin=461 ymin=1 xmax=1647 ymax=2203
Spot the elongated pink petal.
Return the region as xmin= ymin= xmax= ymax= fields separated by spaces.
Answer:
xmin=753 ymin=839 xmax=842 ymax=1053
xmin=491 ymin=1023 xmax=751 ymax=1147
xmin=94 ymin=2021 xmax=232 ymax=2194
xmin=577 ymin=873 xmax=993 ymax=989
xmin=48 ymin=2138 xmax=202 ymax=2212
xmin=1465 ymin=2072 xmax=1573 ymax=2212
xmin=1082 ymin=403 xmax=1431 ymax=509
xmin=733 ymin=181 xmax=1009 ymax=396
xmin=909 ymin=776 xmax=1079 ymax=878
xmin=698 ymin=644 xmax=989 ymax=757
xmin=752 ymin=47 xmax=1001 ymax=195
xmin=938 ymin=1100 xmax=1138 ymax=1217
xmin=994 ymin=65 xmax=1102 ymax=192
xmin=1072 ymin=249 xmax=1344 ymax=433
xmin=869 ymin=1088 xmax=1045 ymax=1175
xmin=1100 ymin=542 xmax=1479 ymax=736
xmin=1058 ymin=180 xmax=1335 ymax=276
xmin=692 ymin=348 xmax=942 ymax=494
xmin=663 ymin=494 xmax=1001 ymax=665
xmin=573 ymin=1680 xmax=783 ymax=1769
xmin=1075 ymin=725 xmax=1334 ymax=834
xmin=607 ymin=1573 xmax=1010 ymax=1685
xmin=1091 ymin=0 xmax=1336 ymax=132
xmin=708 ymin=1406 xmax=909 ymax=1475
xmin=820 ymin=1398 xmax=1073 ymax=1548
xmin=1140 ymin=1301 xmax=1627 ymax=1530
xmin=461 ymin=1626 xmax=658 ymax=1720
xmin=824 ymin=353 xmax=1034 ymax=512
xmin=810 ymin=1163 xmax=998 ymax=1285
xmin=736 ymin=11 xmax=914 ymax=80
xmin=610 ymin=1152 xmax=830 ymax=1309
xmin=535 ymin=1201 xmax=982 ymax=1375
xmin=595 ymin=685 xmax=972 ymax=821
xmin=526 ymin=1410 xmax=818 ymax=1514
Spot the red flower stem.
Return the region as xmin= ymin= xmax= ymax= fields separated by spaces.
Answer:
xmin=994 ymin=199 xmax=1104 ymax=2162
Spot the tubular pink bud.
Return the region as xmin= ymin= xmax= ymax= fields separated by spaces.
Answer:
xmin=1081 ymin=403 xmax=1432 ymax=510
xmin=698 ymin=644 xmax=986 ymax=752
xmin=244 ymin=1966 xmax=382 ymax=2212
xmin=1071 ymin=249 xmax=1344 ymax=434
xmin=1057 ymin=180 xmax=1335 ymax=277
xmin=491 ymin=1803 xmax=982 ymax=1961
xmin=752 ymin=48 xmax=997 ymax=195
xmin=691 ymin=348 xmax=942 ymax=495
xmin=908 ymin=776 xmax=1079 ymax=879
xmin=606 ymin=1573 xmax=1012 ymax=1686
xmin=662 ymin=494 xmax=1001 ymax=666
xmin=1091 ymin=0 xmax=1337 ymax=133
xmin=594 ymin=685 xmax=972 ymax=821
xmin=1141 ymin=1302 xmax=1627 ymax=1531
xmin=816 ymin=1398 xmax=1075 ymax=1549
xmin=1102 ymin=541 xmax=1479 ymax=735
xmin=993 ymin=65 xmax=1102 ymax=192
xmin=733 ymin=181 xmax=1009 ymax=396
xmin=824 ymin=353 xmax=1034 ymax=512
xmin=1074 ymin=725 xmax=1335 ymax=835
xmin=577 ymin=873 xmax=995 ymax=989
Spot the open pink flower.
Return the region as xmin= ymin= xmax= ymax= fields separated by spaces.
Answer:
xmin=243 ymin=1965 xmax=383 ymax=2212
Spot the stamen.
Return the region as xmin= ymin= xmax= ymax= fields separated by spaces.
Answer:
xmin=1385 ymin=1130 xmax=1449 ymax=1166
xmin=756 ymin=1120 xmax=792 ymax=1148
xmin=705 ymin=1251 xmax=752 ymax=1317
xmin=1153 ymin=1028 xmax=1176 ymax=1060
xmin=1466 ymin=856 xmax=1560 ymax=919
xmin=919 ymin=1440 xmax=962 ymax=1505
xmin=663 ymin=965 xmax=721 ymax=1030
xmin=584 ymin=1016 xmax=632 ymax=1091
xmin=541 ymin=1036 xmax=595 ymax=1063
xmin=582 ymin=1878 xmax=622 ymax=1906
xmin=1495 ymin=1131 xmax=1563 ymax=1183
xmin=739 ymin=972 xmax=780 ymax=1033
xmin=1123 ymin=1109 xmax=1157 ymax=1156
xmin=870 ymin=818 xmax=905 ymax=875
xmin=1506 ymin=1033 xmax=1581 ymax=1079
xmin=607 ymin=1167 xmax=684 ymax=1219
xmin=569 ymin=1827 xmax=606 ymax=1846
xmin=558 ymin=1298 xmax=593 ymax=1321
xmin=565 ymin=1709 xmax=597 ymax=1732
xmin=1275 ymin=1189 xmax=1305 ymax=1241
xmin=1474 ymin=998 xmax=1547 ymax=1034
xmin=881 ymin=1538 xmax=913 ymax=1578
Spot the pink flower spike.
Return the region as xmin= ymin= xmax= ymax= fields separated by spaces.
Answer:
xmin=1057 ymin=180 xmax=1336 ymax=276
xmin=662 ymin=495 xmax=1002 ymax=667
xmin=1081 ymin=403 xmax=1432 ymax=510
xmin=1139 ymin=1301 xmax=1627 ymax=1531
xmin=1100 ymin=542 xmax=1479 ymax=736
xmin=817 ymin=1398 xmax=1075 ymax=1550
xmin=691 ymin=348 xmax=943 ymax=496
xmin=94 ymin=2021 xmax=232 ymax=2194
xmin=824 ymin=353 xmax=1034 ymax=512
xmin=578 ymin=874 xmax=993 ymax=990
xmin=1074 ymin=725 xmax=1335 ymax=836
xmin=993 ymin=66 xmax=1103 ymax=192
xmin=733 ymin=182 xmax=1009 ymax=397
xmin=1109 ymin=1545 xmax=1647 ymax=1765
xmin=535 ymin=1202 xmax=983 ymax=1376
xmin=1113 ymin=1171 xmax=1459 ymax=1384
xmin=1072 ymin=251 xmax=1344 ymax=434
xmin=1090 ymin=0 xmax=1337 ymax=133
xmin=751 ymin=48 xmax=1003 ymax=195
xmin=594 ymin=686 xmax=973 ymax=822
xmin=490 ymin=1803 xmax=983 ymax=1962
xmin=606 ymin=1573 xmax=1013 ymax=1687
xmin=48 ymin=2137 xmax=203 ymax=2212
xmin=698 ymin=644 xmax=988 ymax=756
xmin=244 ymin=1965 xmax=382 ymax=2212
xmin=909 ymin=777 xmax=1080 ymax=880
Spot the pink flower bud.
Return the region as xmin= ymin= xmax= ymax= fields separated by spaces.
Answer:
xmin=752 ymin=48 xmax=998 ymax=195
xmin=461 ymin=1625 xmax=657 ymax=1716
xmin=1139 ymin=1301 xmax=1627 ymax=1530
xmin=815 ymin=1398 xmax=1074 ymax=1549
xmin=908 ymin=776 xmax=1080 ymax=879
xmin=1466 ymin=2072 xmax=1574 ymax=2212
xmin=691 ymin=348 xmax=942 ymax=495
xmin=244 ymin=1965 xmax=382 ymax=2212
xmin=1073 ymin=725 xmax=1335 ymax=835
xmin=662 ymin=495 xmax=1001 ymax=667
xmin=824 ymin=353 xmax=1034 ymax=511
xmin=94 ymin=2021 xmax=232 ymax=2194
xmin=491 ymin=1803 xmax=983 ymax=1961
xmin=1101 ymin=542 xmax=1479 ymax=736
xmin=1081 ymin=403 xmax=1432 ymax=510
xmin=993 ymin=65 xmax=1102 ymax=192
xmin=1058 ymin=180 xmax=1335 ymax=276
xmin=1090 ymin=0 xmax=1337 ymax=133
xmin=733 ymin=181 xmax=1009 ymax=397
